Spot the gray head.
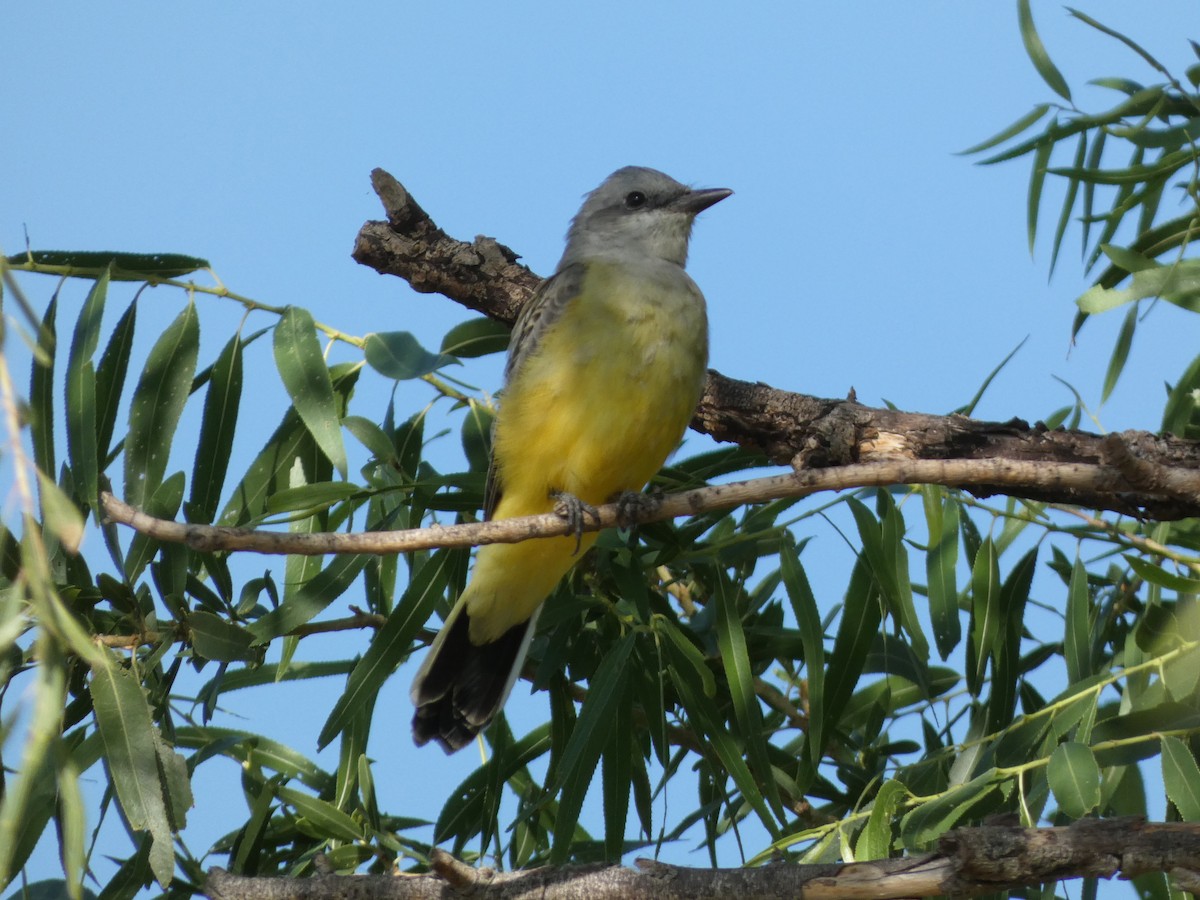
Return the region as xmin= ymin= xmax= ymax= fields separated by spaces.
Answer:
xmin=559 ymin=166 xmax=731 ymax=270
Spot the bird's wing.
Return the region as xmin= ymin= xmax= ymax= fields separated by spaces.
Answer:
xmin=483 ymin=264 xmax=585 ymax=521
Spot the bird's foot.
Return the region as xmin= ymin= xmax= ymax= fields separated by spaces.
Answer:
xmin=613 ymin=489 xmax=662 ymax=528
xmin=552 ymin=490 xmax=600 ymax=555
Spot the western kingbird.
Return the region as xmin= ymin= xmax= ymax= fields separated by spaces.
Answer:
xmin=411 ymin=166 xmax=731 ymax=752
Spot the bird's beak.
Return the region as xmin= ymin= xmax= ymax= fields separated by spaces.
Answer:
xmin=676 ymin=187 xmax=733 ymax=215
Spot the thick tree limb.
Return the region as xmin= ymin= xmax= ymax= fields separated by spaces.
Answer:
xmin=352 ymin=169 xmax=539 ymax=323
xmin=352 ymin=168 xmax=1200 ymax=520
xmin=203 ymin=819 xmax=1200 ymax=900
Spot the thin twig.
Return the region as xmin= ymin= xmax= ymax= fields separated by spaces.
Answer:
xmin=100 ymin=455 xmax=1180 ymax=557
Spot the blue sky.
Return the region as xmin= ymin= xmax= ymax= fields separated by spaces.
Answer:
xmin=5 ymin=1 xmax=1198 ymax=893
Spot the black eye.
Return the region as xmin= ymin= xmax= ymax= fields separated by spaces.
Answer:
xmin=624 ymin=191 xmax=647 ymax=209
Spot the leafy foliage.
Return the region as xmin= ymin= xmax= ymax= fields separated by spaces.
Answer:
xmin=2 ymin=10 xmax=1200 ymax=900
xmin=970 ymin=1 xmax=1200 ymax=406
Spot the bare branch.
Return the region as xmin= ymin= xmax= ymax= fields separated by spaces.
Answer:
xmin=100 ymin=449 xmax=1197 ymax=556
xmin=203 ymin=819 xmax=1200 ymax=900
xmin=352 ymin=169 xmax=539 ymax=322
xmin=92 ymin=608 xmax=386 ymax=652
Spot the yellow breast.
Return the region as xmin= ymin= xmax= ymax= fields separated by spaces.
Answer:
xmin=462 ymin=258 xmax=709 ymax=640
xmin=492 ymin=258 xmax=709 ymax=516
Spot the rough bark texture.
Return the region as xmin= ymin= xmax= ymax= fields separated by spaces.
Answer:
xmin=697 ymin=371 xmax=1200 ymax=519
xmin=203 ymin=819 xmax=1200 ymax=900
xmin=352 ymin=168 xmax=1200 ymax=520
xmin=353 ymin=170 xmax=539 ymax=323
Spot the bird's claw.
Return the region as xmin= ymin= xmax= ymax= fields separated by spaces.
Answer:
xmin=613 ymin=489 xmax=661 ymax=528
xmin=552 ymin=490 xmax=600 ymax=555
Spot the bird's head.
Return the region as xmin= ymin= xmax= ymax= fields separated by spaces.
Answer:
xmin=561 ymin=166 xmax=731 ymax=269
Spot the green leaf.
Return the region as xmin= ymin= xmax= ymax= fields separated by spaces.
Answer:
xmin=65 ymin=268 xmax=109 ymax=509
xmin=461 ymin=399 xmax=494 ymax=474
xmin=318 ymin=550 xmax=457 ymax=748
xmin=855 ymin=779 xmax=907 ymax=860
xmin=1079 ymin=260 xmax=1200 ymax=316
xmin=175 ymin=726 xmax=334 ymax=794
xmin=1161 ymin=735 xmax=1200 ymax=820
xmin=1049 ymin=131 xmax=1087 ymax=273
xmin=154 ymin=730 xmax=193 ymax=831
xmin=842 ymin=670 xmax=958 ymax=725
xmin=218 ymin=365 xmax=360 ymax=525
xmin=434 ymin=725 xmax=551 ymax=846
xmin=1048 ymin=687 xmax=1100 ymax=742
xmin=439 ymin=317 xmax=511 ymax=358
xmin=1068 ymin=9 xmax=1173 ymax=79
xmin=1052 ymin=148 xmax=1194 ymax=187
xmin=1164 ymin=642 xmax=1200 ymax=703
xmin=953 ymin=338 xmax=1027 ymax=417
xmin=265 ymin=481 xmax=361 ymax=514
xmin=1087 ymin=77 xmax=1148 ymax=96
xmin=344 ymin=415 xmax=397 ymax=464
xmin=90 ymin=657 xmax=179 ymax=886
xmin=1082 ymin=144 xmax=1145 ymax=277
xmin=186 ymin=332 xmax=243 ymax=523
xmin=36 ymin=470 xmax=84 ymax=555
xmin=364 ymin=330 xmax=454 ymax=380
xmin=1125 ymin=556 xmax=1200 ymax=594
xmin=190 ymin=611 xmax=257 ymax=662
xmin=1027 ymin=139 xmax=1054 ymax=253
xmin=655 ymin=617 xmax=716 ymax=698
xmin=880 ymin=496 xmax=928 ymax=662
xmin=94 ymin=299 xmax=137 ymax=463
xmin=230 ymin=775 xmax=277 ymax=875
xmin=275 ymin=787 xmax=363 ymax=843
xmin=601 ymin=678 xmax=633 ymax=861
xmin=550 ymin=632 xmax=635 ymax=864
xmin=357 ymin=755 xmax=381 ymax=832
xmin=967 ymin=539 xmax=1000 ymax=696
xmin=1 ymin=882 xmax=99 ymax=900
xmin=1092 ymin=703 xmax=1200 ymax=766
xmin=29 ymin=297 xmax=57 ymax=477
xmin=1163 ymin=354 xmax=1200 ymax=438
xmin=0 ymin=638 xmax=68 ymax=887
xmin=849 ymin=497 xmax=926 ymax=660
xmin=56 ymin=757 xmax=87 ymax=900
xmin=248 ymin=553 xmax=368 ymax=641
xmin=124 ymin=471 xmax=185 ymax=583
xmin=1079 ymin=127 xmax=1106 ymax=256
xmin=824 ymin=558 xmax=882 ymax=738
xmin=1065 ymin=555 xmax=1091 ymax=683
xmin=1101 ymin=305 xmax=1137 ymax=403
xmin=901 ymin=770 xmax=1001 ymax=848
xmin=124 ymin=301 xmax=200 ymax=509
xmin=274 ymin=307 xmax=348 ymax=479
xmin=6 ymin=250 xmax=209 ymax=279
xmin=667 ymin=661 xmax=780 ymax=839
xmin=922 ymin=486 xmax=960 ymax=659
xmin=1048 ymin=741 xmax=1101 ymax=818
xmin=848 ymin=498 xmax=897 ymax=601
xmin=989 ymin=548 xmax=1037 ymax=734
xmin=714 ymin=575 xmax=784 ymax=819
xmin=960 ymin=104 xmax=1052 ymax=156
xmin=196 ymin=661 xmax=352 ymax=704
xmin=780 ymin=541 xmax=824 ymax=770
xmin=1018 ymin=0 xmax=1071 ymax=101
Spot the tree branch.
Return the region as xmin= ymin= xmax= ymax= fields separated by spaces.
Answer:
xmin=202 ymin=819 xmax=1200 ymax=900
xmin=352 ymin=168 xmax=1200 ymax=521
xmin=100 ymin=445 xmax=1196 ymax=556
xmin=91 ymin=608 xmax=386 ymax=651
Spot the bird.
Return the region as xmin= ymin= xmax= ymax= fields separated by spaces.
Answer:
xmin=410 ymin=166 xmax=731 ymax=753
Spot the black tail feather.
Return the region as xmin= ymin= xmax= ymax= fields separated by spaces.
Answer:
xmin=411 ymin=611 xmax=533 ymax=753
